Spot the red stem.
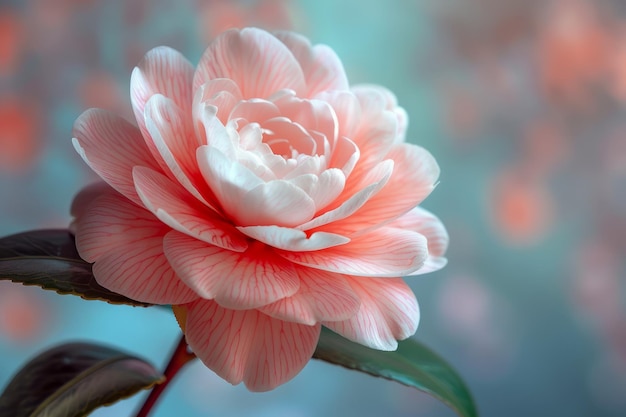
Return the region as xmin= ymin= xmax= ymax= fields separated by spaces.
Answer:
xmin=134 ymin=334 xmax=196 ymax=417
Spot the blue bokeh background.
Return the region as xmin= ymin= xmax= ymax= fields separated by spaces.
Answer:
xmin=2 ymin=1 xmax=626 ymax=416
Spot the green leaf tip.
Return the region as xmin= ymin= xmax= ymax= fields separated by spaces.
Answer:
xmin=0 ymin=342 xmax=164 ymax=417
xmin=314 ymin=327 xmax=478 ymax=417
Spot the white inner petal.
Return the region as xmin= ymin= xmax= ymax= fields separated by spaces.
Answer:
xmin=287 ymin=168 xmax=346 ymax=212
xmin=193 ymin=84 xmax=359 ymax=228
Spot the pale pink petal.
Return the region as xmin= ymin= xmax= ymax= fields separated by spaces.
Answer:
xmin=280 ymin=153 xmax=324 ymax=179
xmin=239 ymin=182 xmax=314 ymax=227
xmin=237 ymin=225 xmax=349 ymax=251
xmin=144 ymin=94 xmax=216 ymax=207
xmin=297 ymin=159 xmax=393 ymax=231
xmin=73 ymin=189 xmax=198 ymax=304
xmin=388 ymin=207 xmax=449 ymax=275
xmin=413 ymin=256 xmax=448 ymax=276
xmin=229 ymin=99 xmax=280 ymax=124
xmin=272 ymin=93 xmax=339 ymax=147
xmin=194 ymin=78 xmax=244 ymax=125
xmin=341 ymin=110 xmax=397 ymax=194
xmin=352 ymin=84 xmax=392 ymax=107
xmin=393 ymin=107 xmax=409 ymax=143
xmin=193 ymin=28 xmax=306 ymax=99
xmin=183 ymin=300 xmax=320 ymax=391
xmin=192 ymin=86 xmax=236 ymax=146
xmin=234 ymin=127 xmax=281 ymax=182
xmin=197 ymin=145 xmax=263 ymax=215
xmin=132 ymin=166 xmax=248 ymax=252
xmin=328 ymin=135 xmax=359 ymax=178
xmin=130 ymin=46 xmax=194 ymax=145
xmin=353 ymin=84 xmax=408 ymax=142
xmin=164 ymin=231 xmax=299 ymax=309
xmin=262 ymin=118 xmax=316 ymax=156
xmin=328 ymin=143 xmax=440 ymax=236
xmin=196 ymin=108 xmax=238 ymax=159
xmin=310 ymin=127 xmax=332 ymax=162
xmin=324 ymin=277 xmax=419 ymax=350
xmin=72 ymin=109 xmax=161 ymax=206
xmin=239 ymin=180 xmax=316 ymax=227
xmin=333 ymin=86 xmax=401 ymax=196
xmin=287 ymin=168 xmax=346 ymax=212
xmin=353 ymin=106 xmax=397 ymax=155
xmin=316 ymin=90 xmax=361 ymax=140
xmin=236 ymin=122 xmax=266 ymax=154
xmin=69 ymin=181 xmax=111 ymax=221
xmin=275 ymin=31 xmax=349 ymax=97
xmin=278 ymin=227 xmax=428 ymax=277
xmin=260 ymin=267 xmax=360 ymax=325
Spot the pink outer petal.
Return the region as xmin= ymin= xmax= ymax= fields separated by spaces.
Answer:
xmin=275 ymin=31 xmax=349 ymax=97
xmin=387 ymin=207 xmax=449 ymax=275
xmin=144 ymin=94 xmax=216 ymax=207
xmin=72 ymin=109 xmax=161 ymax=206
xmin=130 ymin=46 xmax=194 ymax=167
xmin=163 ymin=231 xmax=300 ymax=310
xmin=278 ymin=227 xmax=428 ymax=277
xmin=325 ymin=143 xmax=440 ymax=236
xmin=72 ymin=188 xmax=198 ymax=304
xmin=193 ymin=28 xmax=306 ymax=99
xmin=324 ymin=277 xmax=419 ymax=351
xmin=260 ymin=266 xmax=360 ymax=325
xmin=182 ymin=299 xmax=321 ymax=391
xmin=132 ymin=166 xmax=248 ymax=252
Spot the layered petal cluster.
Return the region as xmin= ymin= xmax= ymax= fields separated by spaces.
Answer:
xmin=70 ymin=28 xmax=448 ymax=391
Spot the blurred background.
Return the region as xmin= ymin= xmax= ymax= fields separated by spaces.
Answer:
xmin=1 ymin=0 xmax=626 ymax=416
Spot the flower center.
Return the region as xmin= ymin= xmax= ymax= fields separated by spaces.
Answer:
xmin=259 ymin=118 xmax=317 ymax=160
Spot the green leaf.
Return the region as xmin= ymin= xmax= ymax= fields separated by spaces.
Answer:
xmin=313 ymin=327 xmax=478 ymax=417
xmin=0 ymin=229 xmax=149 ymax=306
xmin=0 ymin=342 xmax=164 ymax=417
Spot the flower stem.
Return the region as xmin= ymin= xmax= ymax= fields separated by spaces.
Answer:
xmin=134 ymin=334 xmax=196 ymax=417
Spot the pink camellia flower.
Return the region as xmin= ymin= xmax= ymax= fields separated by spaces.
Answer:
xmin=70 ymin=28 xmax=448 ymax=391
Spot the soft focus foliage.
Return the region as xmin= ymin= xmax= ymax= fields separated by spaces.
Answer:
xmin=2 ymin=0 xmax=626 ymax=416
